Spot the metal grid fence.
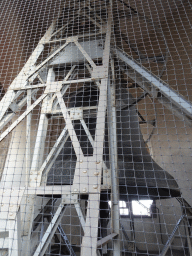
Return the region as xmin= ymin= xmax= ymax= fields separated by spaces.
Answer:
xmin=0 ymin=0 xmax=192 ymax=255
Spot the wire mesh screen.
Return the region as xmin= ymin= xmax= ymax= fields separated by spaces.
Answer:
xmin=0 ymin=0 xmax=192 ymax=255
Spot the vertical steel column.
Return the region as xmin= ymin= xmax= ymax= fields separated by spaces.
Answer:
xmin=26 ymin=89 xmax=31 ymax=185
xmin=107 ymin=59 xmax=120 ymax=256
xmin=80 ymin=3 xmax=113 ymax=255
xmin=22 ymin=69 xmax=55 ymax=256
xmin=30 ymin=68 xmax=55 ymax=185
xmin=9 ymin=211 xmax=21 ymax=256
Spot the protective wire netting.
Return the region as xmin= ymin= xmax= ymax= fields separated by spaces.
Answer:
xmin=0 ymin=0 xmax=192 ymax=255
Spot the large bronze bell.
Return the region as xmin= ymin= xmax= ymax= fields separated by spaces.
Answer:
xmin=47 ymin=85 xmax=180 ymax=200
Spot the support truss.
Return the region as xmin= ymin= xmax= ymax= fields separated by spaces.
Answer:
xmin=0 ymin=1 xmax=119 ymax=256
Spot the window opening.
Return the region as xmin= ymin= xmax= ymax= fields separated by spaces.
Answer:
xmin=108 ymin=200 xmax=154 ymax=217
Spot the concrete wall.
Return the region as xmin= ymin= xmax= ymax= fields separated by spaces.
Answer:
xmin=119 ymin=1 xmax=192 ymax=253
xmin=121 ymin=198 xmax=186 ymax=252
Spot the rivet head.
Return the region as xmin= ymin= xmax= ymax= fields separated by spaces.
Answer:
xmin=105 ymin=170 xmax=108 ymax=173
xmin=80 ymin=160 xmax=83 ymax=163
xmin=94 ymin=171 xmax=99 ymax=176
xmin=83 ymin=170 xmax=87 ymax=173
xmin=96 ymin=161 xmax=100 ymax=164
xmin=93 ymin=184 xmax=98 ymax=189
xmin=83 ymin=188 xmax=87 ymax=193
xmin=9 ymin=212 xmax=13 ymax=216
xmin=74 ymin=189 xmax=78 ymax=192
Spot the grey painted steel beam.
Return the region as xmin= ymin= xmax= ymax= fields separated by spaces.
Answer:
xmin=107 ymin=61 xmax=121 ymax=256
xmin=32 ymin=202 xmax=66 ymax=256
xmin=160 ymin=215 xmax=186 ymax=256
xmin=121 ymin=64 xmax=192 ymax=126
xmin=97 ymin=233 xmax=118 ymax=247
xmin=114 ymin=47 xmax=192 ymax=123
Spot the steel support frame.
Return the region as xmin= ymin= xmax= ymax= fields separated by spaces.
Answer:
xmin=0 ymin=2 xmax=115 ymax=256
xmin=114 ymin=47 xmax=192 ymax=125
xmin=1 ymin=1 xmax=191 ymax=255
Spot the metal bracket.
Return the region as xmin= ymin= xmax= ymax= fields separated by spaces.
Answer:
xmin=70 ymin=107 xmax=83 ymax=120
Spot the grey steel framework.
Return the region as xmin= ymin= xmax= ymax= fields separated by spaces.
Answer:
xmin=0 ymin=0 xmax=192 ymax=256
